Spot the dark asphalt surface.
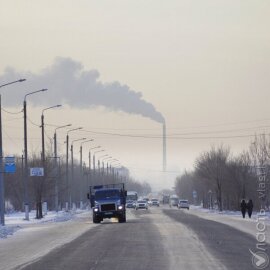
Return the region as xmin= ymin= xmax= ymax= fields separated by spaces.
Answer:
xmin=163 ymin=209 xmax=268 ymax=270
xmin=17 ymin=213 xmax=169 ymax=270
xmin=16 ymin=208 xmax=266 ymax=270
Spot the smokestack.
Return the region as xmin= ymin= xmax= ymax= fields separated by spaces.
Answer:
xmin=163 ymin=122 xmax=167 ymax=171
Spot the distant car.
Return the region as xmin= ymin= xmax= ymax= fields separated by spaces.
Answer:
xmin=135 ymin=200 xmax=148 ymax=210
xmin=169 ymin=197 xmax=179 ymax=207
xmin=150 ymin=198 xmax=160 ymax=207
xmin=126 ymin=200 xmax=136 ymax=209
xmin=178 ymin=200 xmax=190 ymax=210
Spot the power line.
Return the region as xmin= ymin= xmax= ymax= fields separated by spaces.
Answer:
xmin=27 ymin=117 xmax=40 ymax=128
xmin=83 ymin=118 xmax=270 ymax=131
xmin=79 ymin=129 xmax=260 ymax=140
xmin=1 ymin=107 xmax=23 ymax=115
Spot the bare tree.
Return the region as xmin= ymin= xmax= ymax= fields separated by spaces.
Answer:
xmin=195 ymin=145 xmax=230 ymax=211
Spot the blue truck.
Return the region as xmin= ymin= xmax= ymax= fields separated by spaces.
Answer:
xmin=87 ymin=183 xmax=127 ymax=223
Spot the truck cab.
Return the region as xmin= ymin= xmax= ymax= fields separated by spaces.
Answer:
xmin=88 ymin=184 xmax=127 ymax=223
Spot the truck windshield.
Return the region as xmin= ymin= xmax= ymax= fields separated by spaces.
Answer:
xmin=95 ymin=189 xmax=120 ymax=200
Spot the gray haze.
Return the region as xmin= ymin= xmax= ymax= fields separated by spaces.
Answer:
xmin=0 ymin=57 xmax=164 ymax=124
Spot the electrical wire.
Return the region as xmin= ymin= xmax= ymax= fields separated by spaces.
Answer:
xmin=27 ymin=117 xmax=40 ymax=128
xmin=79 ymin=129 xmax=260 ymax=140
xmin=1 ymin=107 xmax=23 ymax=115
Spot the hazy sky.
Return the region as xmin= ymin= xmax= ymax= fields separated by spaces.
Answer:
xmin=0 ymin=1 xmax=270 ymax=190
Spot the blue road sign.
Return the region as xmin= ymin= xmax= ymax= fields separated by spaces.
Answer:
xmin=5 ymin=156 xmax=16 ymax=173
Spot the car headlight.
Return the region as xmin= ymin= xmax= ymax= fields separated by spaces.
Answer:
xmin=118 ymin=205 xmax=123 ymax=210
xmin=94 ymin=208 xmax=99 ymax=212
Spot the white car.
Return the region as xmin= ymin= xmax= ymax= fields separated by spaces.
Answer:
xmin=135 ymin=200 xmax=148 ymax=210
xmin=178 ymin=200 xmax=190 ymax=210
xmin=149 ymin=198 xmax=160 ymax=207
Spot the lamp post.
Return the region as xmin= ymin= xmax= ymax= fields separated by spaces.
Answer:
xmin=70 ymin=138 xmax=86 ymax=208
xmin=98 ymin=154 xmax=108 ymax=175
xmin=80 ymin=140 xmax=94 ymax=179
xmin=66 ymin=127 xmax=82 ymax=209
xmin=41 ymin=105 xmax=62 ymax=163
xmin=101 ymin=156 xmax=111 ymax=180
xmin=102 ymin=157 xmax=112 ymax=176
xmin=93 ymin=150 xmax=104 ymax=171
xmin=53 ymin=124 xmax=71 ymax=211
xmin=88 ymin=146 xmax=100 ymax=179
xmin=108 ymin=159 xmax=118 ymax=174
xmin=0 ymin=79 xmax=26 ymax=226
xmin=79 ymin=139 xmax=93 ymax=208
xmin=23 ymin=88 xmax=47 ymax=221
xmin=100 ymin=155 xmax=109 ymax=173
xmin=93 ymin=150 xmax=105 ymax=183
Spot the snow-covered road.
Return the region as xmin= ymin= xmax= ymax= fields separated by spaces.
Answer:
xmin=0 ymin=207 xmax=269 ymax=270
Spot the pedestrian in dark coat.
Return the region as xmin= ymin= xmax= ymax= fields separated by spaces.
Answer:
xmin=247 ymin=199 xmax=253 ymax=218
xmin=240 ymin=199 xmax=247 ymax=218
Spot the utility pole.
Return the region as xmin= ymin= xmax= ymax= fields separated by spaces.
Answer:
xmin=54 ymin=124 xmax=71 ymax=212
xmin=40 ymin=105 xmax=61 ymax=218
xmin=70 ymin=137 xmax=85 ymax=209
xmin=23 ymin=88 xmax=47 ymax=221
xmin=79 ymin=139 xmax=93 ymax=209
xmin=0 ymin=79 xmax=26 ymax=226
xmin=66 ymin=127 xmax=82 ymax=210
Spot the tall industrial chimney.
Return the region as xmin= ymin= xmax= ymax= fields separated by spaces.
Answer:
xmin=163 ymin=122 xmax=167 ymax=171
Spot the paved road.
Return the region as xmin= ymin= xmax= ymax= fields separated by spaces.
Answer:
xmin=15 ymin=207 xmax=266 ymax=270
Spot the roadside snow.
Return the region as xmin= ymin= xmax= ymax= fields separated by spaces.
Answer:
xmin=187 ymin=206 xmax=270 ymax=243
xmin=0 ymin=209 xmax=87 ymax=239
xmin=0 ymin=210 xmax=95 ymax=270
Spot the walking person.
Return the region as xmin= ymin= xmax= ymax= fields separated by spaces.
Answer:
xmin=240 ymin=199 xmax=247 ymax=218
xmin=247 ymin=199 xmax=253 ymax=218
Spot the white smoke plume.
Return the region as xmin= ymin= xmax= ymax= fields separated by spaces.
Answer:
xmin=0 ymin=57 xmax=165 ymax=123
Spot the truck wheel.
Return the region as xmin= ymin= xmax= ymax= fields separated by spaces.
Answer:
xmin=93 ymin=215 xmax=100 ymax=223
xmin=119 ymin=215 xmax=126 ymax=223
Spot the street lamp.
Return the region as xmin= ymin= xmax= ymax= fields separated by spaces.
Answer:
xmin=93 ymin=149 xmax=104 ymax=170
xmin=23 ymin=88 xmax=47 ymax=221
xmin=101 ymin=156 xmax=111 ymax=177
xmin=0 ymin=79 xmax=26 ymax=226
xmin=0 ymin=79 xmax=26 ymax=88
xmin=79 ymin=139 xmax=94 ymax=208
xmin=80 ymin=139 xmax=94 ymax=176
xmin=41 ymin=105 xmax=62 ymax=163
xmin=88 ymin=146 xmax=100 ymax=172
xmin=93 ymin=150 xmax=105 ymax=180
xmin=54 ymin=124 xmax=72 ymax=160
xmin=66 ymin=127 xmax=82 ymax=209
xmin=53 ymin=123 xmax=71 ymax=212
xmin=70 ymin=138 xmax=86 ymax=208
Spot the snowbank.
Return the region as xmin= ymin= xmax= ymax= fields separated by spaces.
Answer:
xmin=0 ymin=209 xmax=88 ymax=239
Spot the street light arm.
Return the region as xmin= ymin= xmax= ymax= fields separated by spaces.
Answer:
xmin=55 ymin=124 xmax=72 ymax=133
xmin=42 ymin=104 xmax=62 ymax=115
xmin=100 ymin=154 xmax=108 ymax=158
xmin=0 ymin=79 xmax=26 ymax=88
xmin=24 ymin=88 xmax=47 ymax=101
xmin=94 ymin=149 xmax=105 ymax=154
xmin=90 ymin=146 xmax=101 ymax=151
xmin=81 ymin=139 xmax=94 ymax=146
xmin=71 ymin=137 xmax=86 ymax=144
xmin=102 ymin=156 xmax=112 ymax=161
xmin=67 ymin=127 xmax=83 ymax=135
